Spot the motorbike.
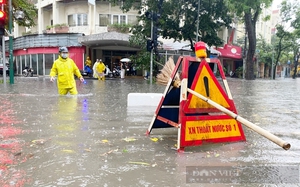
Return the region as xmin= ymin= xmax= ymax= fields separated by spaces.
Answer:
xmin=23 ymin=67 xmax=34 ymax=77
xmin=112 ymin=67 xmax=121 ymax=78
xmin=229 ymin=71 xmax=236 ymax=78
xmin=81 ymin=65 xmax=93 ymax=77
xmin=104 ymin=66 xmax=113 ymax=78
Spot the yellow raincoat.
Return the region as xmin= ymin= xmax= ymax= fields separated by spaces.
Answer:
xmin=50 ymin=56 xmax=82 ymax=95
xmin=96 ymin=62 xmax=106 ymax=80
xmin=85 ymin=57 xmax=92 ymax=68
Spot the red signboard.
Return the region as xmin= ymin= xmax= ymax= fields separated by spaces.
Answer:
xmin=217 ymin=44 xmax=242 ymax=59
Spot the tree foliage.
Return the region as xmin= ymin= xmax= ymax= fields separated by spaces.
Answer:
xmin=2 ymin=0 xmax=37 ymax=30
xmin=271 ymin=24 xmax=293 ymax=79
xmin=256 ymin=35 xmax=273 ymax=67
xmin=113 ymin=0 xmax=235 ymax=72
xmin=157 ymin=0 xmax=233 ymax=48
xmin=227 ymin=0 xmax=272 ymax=80
xmin=276 ymin=0 xmax=300 ymax=79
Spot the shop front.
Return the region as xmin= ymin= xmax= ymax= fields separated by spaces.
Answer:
xmin=6 ymin=33 xmax=85 ymax=76
xmin=217 ymin=44 xmax=243 ymax=77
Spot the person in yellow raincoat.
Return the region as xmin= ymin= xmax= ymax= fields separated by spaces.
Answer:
xmin=92 ymin=59 xmax=99 ymax=78
xmin=50 ymin=46 xmax=84 ymax=95
xmin=96 ymin=60 xmax=106 ymax=80
xmin=85 ymin=56 xmax=92 ymax=68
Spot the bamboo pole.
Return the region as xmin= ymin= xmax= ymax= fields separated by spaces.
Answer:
xmin=187 ymin=88 xmax=291 ymax=150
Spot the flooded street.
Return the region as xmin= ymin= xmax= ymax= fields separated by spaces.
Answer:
xmin=0 ymin=76 xmax=300 ymax=187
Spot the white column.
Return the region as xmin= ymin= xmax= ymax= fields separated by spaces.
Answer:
xmin=52 ymin=0 xmax=58 ymax=25
xmin=38 ymin=0 xmax=43 ymax=34
xmin=88 ymin=4 xmax=93 ymax=34
xmin=94 ymin=1 xmax=96 ymax=34
xmin=223 ymin=27 xmax=228 ymax=43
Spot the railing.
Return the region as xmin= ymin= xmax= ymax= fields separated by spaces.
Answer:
xmin=5 ymin=33 xmax=84 ymax=51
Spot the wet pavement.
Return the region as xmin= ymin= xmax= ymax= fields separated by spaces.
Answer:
xmin=0 ymin=76 xmax=300 ymax=187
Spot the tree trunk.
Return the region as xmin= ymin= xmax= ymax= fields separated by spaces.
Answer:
xmin=292 ymin=51 xmax=299 ymax=79
xmin=272 ymin=65 xmax=277 ymax=79
xmin=244 ymin=13 xmax=256 ymax=80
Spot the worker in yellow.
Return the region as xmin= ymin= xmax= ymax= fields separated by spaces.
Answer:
xmin=85 ymin=56 xmax=92 ymax=68
xmin=96 ymin=60 xmax=106 ymax=81
xmin=50 ymin=47 xmax=84 ymax=95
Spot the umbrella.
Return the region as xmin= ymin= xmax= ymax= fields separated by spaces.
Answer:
xmin=120 ymin=58 xmax=131 ymax=62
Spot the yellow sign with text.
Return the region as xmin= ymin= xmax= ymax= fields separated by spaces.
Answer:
xmin=185 ymin=119 xmax=241 ymax=141
xmin=189 ymin=64 xmax=230 ymax=109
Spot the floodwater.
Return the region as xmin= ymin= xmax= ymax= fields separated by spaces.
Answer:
xmin=0 ymin=76 xmax=300 ymax=187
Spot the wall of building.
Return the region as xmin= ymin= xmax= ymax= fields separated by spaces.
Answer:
xmin=13 ymin=47 xmax=85 ymax=76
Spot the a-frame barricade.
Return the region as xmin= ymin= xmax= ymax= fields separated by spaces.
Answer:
xmin=147 ymin=56 xmax=246 ymax=151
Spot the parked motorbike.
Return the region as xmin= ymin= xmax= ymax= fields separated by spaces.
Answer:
xmin=23 ymin=67 xmax=34 ymax=77
xmin=104 ymin=66 xmax=113 ymax=78
xmin=81 ymin=65 xmax=93 ymax=77
xmin=112 ymin=67 xmax=121 ymax=78
xmin=229 ymin=71 xmax=236 ymax=78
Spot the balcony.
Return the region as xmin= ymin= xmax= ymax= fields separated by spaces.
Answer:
xmin=45 ymin=24 xmax=69 ymax=34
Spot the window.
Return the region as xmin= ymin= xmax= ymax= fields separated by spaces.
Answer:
xmin=99 ymin=14 xmax=111 ymax=26
xmin=68 ymin=14 xmax=88 ymax=26
xmin=112 ymin=15 xmax=127 ymax=24
xmin=120 ymin=15 xmax=126 ymax=24
xmin=100 ymin=14 xmax=137 ymax=25
xmin=113 ymin=15 xmax=119 ymax=24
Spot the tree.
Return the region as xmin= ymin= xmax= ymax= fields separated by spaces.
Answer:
xmin=256 ymin=35 xmax=273 ymax=77
xmin=111 ymin=0 xmax=234 ymax=75
xmin=128 ymin=30 xmax=152 ymax=71
xmin=2 ymin=0 xmax=38 ymax=30
xmin=272 ymin=25 xmax=293 ymax=79
xmin=157 ymin=0 xmax=233 ymax=49
xmin=227 ymin=0 xmax=272 ymax=80
xmin=121 ymin=1 xmax=233 ymax=47
xmin=289 ymin=3 xmax=300 ymax=78
xmin=277 ymin=0 xmax=300 ymax=79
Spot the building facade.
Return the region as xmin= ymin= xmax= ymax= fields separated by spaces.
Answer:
xmin=8 ymin=0 xmax=140 ymax=76
xmin=8 ymin=0 xmax=243 ymax=77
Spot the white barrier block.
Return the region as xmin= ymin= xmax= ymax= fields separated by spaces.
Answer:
xmin=127 ymin=93 xmax=163 ymax=106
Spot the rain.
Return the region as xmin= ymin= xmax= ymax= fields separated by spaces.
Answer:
xmin=0 ymin=76 xmax=300 ymax=187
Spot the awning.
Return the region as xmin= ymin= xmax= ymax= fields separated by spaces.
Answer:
xmin=217 ymin=44 xmax=242 ymax=59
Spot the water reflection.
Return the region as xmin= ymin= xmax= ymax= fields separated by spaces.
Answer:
xmin=0 ymin=97 xmax=28 ymax=186
xmin=52 ymin=96 xmax=79 ymax=149
xmin=0 ymin=77 xmax=299 ymax=186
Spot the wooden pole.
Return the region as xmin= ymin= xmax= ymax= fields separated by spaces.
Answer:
xmin=187 ymin=88 xmax=291 ymax=150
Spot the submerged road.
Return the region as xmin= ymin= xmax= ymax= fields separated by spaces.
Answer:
xmin=0 ymin=76 xmax=299 ymax=187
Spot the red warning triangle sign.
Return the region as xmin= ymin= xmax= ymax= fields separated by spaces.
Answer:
xmin=184 ymin=61 xmax=235 ymax=113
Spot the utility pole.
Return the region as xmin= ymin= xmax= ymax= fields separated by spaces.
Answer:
xmin=196 ymin=0 xmax=200 ymax=42
xmin=145 ymin=10 xmax=159 ymax=85
xmin=150 ymin=19 xmax=153 ymax=84
xmin=271 ymin=47 xmax=274 ymax=79
xmin=2 ymin=36 xmax=5 ymax=84
xmin=9 ymin=0 xmax=14 ymax=84
xmin=243 ymin=30 xmax=247 ymax=79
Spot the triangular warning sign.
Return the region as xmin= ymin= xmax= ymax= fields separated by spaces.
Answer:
xmin=184 ymin=60 xmax=235 ymax=113
xmin=147 ymin=56 xmax=246 ymax=151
